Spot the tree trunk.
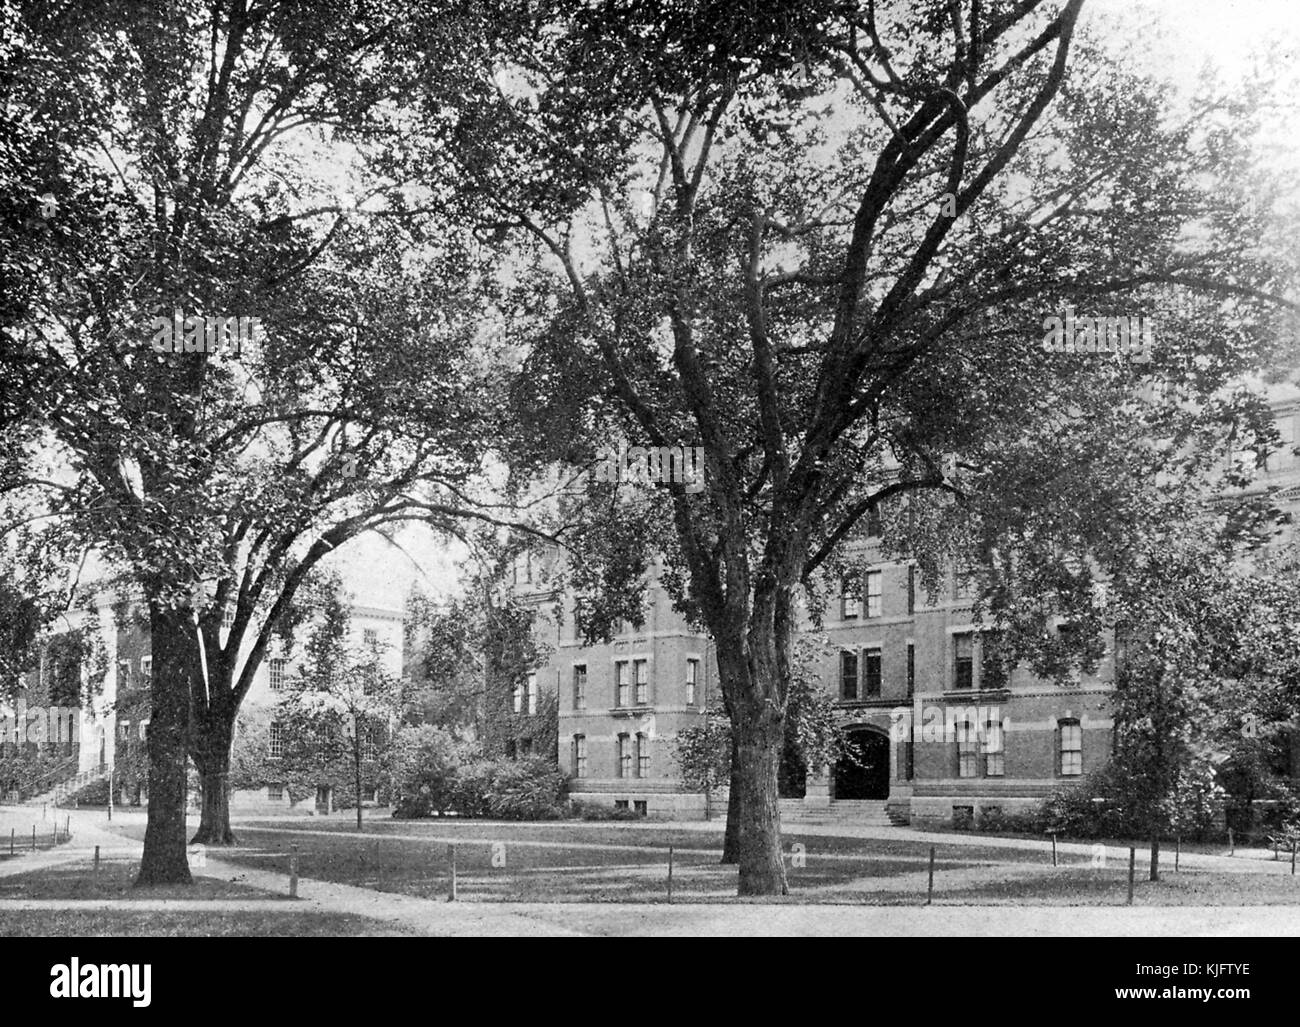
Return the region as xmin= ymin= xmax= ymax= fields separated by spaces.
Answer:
xmin=354 ymin=743 xmax=363 ymax=832
xmin=733 ymin=700 xmax=787 ymax=896
xmin=1149 ymin=835 xmax=1160 ymax=881
xmin=190 ymin=713 xmax=236 ymax=845
xmin=136 ymin=603 xmax=194 ymax=886
xmin=721 ymin=735 xmax=741 ymax=864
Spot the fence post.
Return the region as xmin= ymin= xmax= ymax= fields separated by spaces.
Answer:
xmin=51 ymin=824 xmax=56 ymax=846
xmin=1051 ymin=832 xmax=1057 ymax=867
xmin=1127 ymin=847 xmax=1136 ymax=905
xmin=926 ymin=846 xmax=936 ymax=905
xmin=1292 ymin=840 xmax=1296 ymax=877
xmin=447 ymin=844 xmax=457 ymax=902
xmin=8 ymin=827 xmax=13 ymax=856
xmin=1229 ymin=828 xmax=1234 ymax=856
xmin=94 ymin=845 xmax=100 ymax=874
xmin=289 ymin=845 xmax=299 ymax=898
xmin=667 ymin=846 xmax=674 ymax=904
xmin=1175 ymin=836 xmax=1180 ymax=873
xmin=30 ymin=825 xmax=35 ymax=852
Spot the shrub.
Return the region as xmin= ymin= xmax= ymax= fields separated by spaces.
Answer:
xmin=386 ymin=726 xmax=460 ymax=819
xmin=484 ymin=757 xmax=567 ymax=820
xmin=567 ymin=798 xmax=640 ymax=821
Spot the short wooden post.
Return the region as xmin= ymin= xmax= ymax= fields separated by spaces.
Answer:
xmin=30 ymin=825 xmax=35 ymax=851
xmin=9 ymin=828 xmax=13 ymax=856
xmin=1051 ymin=832 xmax=1057 ymax=867
xmin=447 ymin=844 xmax=457 ymax=902
xmin=51 ymin=824 xmax=56 ymax=846
xmin=289 ymin=845 xmax=299 ymax=898
xmin=1127 ymin=847 xmax=1136 ymax=904
xmin=667 ymin=846 xmax=674 ymax=904
xmin=94 ymin=845 xmax=100 ymax=874
xmin=1175 ymin=836 xmax=1180 ymax=873
xmin=926 ymin=846 xmax=936 ymax=905
xmin=1229 ymin=828 xmax=1234 ymax=855
xmin=1291 ymin=840 xmax=1296 ymax=876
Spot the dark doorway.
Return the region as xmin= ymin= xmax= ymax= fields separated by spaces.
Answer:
xmin=315 ymin=785 xmax=331 ymax=815
xmin=835 ymin=729 xmax=890 ymax=800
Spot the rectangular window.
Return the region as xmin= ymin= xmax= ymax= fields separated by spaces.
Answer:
xmin=866 ymin=503 xmax=883 ymax=537
xmin=906 ymin=643 xmax=915 ymax=699
xmin=614 ymin=800 xmax=629 ymax=810
xmin=863 ymin=647 xmax=882 ymax=697
xmin=907 ymin=565 xmax=916 ymax=614
xmin=685 ymin=659 xmax=699 ymax=706
xmin=633 ymin=800 xmax=647 ymax=817
xmin=618 ymin=734 xmax=631 ymax=778
xmin=505 ymin=739 xmax=517 ymax=760
xmin=1057 ymin=624 xmax=1083 ymax=685
xmin=140 ymin=656 xmax=152 ymax=685
xmin=983 ymin=720 xmax=1005 ymax=777
xmin=512 ymin=681 xmax=523 ymax=714
xmin=574 ymin=735 xmax=587 ymax=778
xmin=953 ymin=633 xmax=973 ymax=690
xmin=981 ymin=630 xmax=1009 ymax=690
xmin=268 ymin=722 xmax=284 ymax=759
xmin=840 ymin=650 xmax=859 ymax=701
xmin=955 ymin=564 xmax=976 ymax=600
xmin=633 ymin=659 xmax=648 ymax=705
xmin=519 ymin=737 xmax=533 ymax=757
xmin=573 ymin=665 xmax=587 ymax=711
xmin=636 ymin=733 xmax=649 ymax=778
xmin=615 ymin=661 xmax=630 ymax=707
xmin=363 ymin=627 xmax=378 ymax=646
xmin=1060 ymin=721 xmax=1083 ymax=776
xmin=268 ymin=658 xmax=286 ymax=692
xmin=359 ymin=720 xmax=379 ymax=760
xmin=221 ymin=607 xmax=234 ymax=629
xmin=267 ymin=783 xmax=283 ymax=801
xmin=956 ymin=720 xmax=977 ymax=778
xmin=526 ymin=671 xmax=538 ymax=715
xmin=865 ymin=570 xmax=883 ymax=619
xmin=840 ymin=572 xmax=860 ymax=619
xmin=117 ymin=660 xmax=131 ymax=687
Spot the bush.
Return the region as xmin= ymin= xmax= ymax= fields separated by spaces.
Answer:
xmin=567 ymin=798 xmax=640 ymax=821
xmin=386 ymin=726 xmax=460 ymax=819
xmin=448 ymin=758 xmax=495 ymax=819
xmin=484 ymin=758 xmax=567 ymax=820
xmin=979 ymin=806 xmax=1045 ymax=835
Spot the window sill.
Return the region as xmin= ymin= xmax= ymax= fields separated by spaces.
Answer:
xmin=610 ymin=706 xmax=655 ymax=717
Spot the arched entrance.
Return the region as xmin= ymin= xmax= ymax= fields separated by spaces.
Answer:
xmin=834 ymin=727 xmax=890 ymax=800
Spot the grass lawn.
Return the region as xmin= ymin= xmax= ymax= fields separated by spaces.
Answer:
xmin=0 ymin=909 xmax=414 ymax=936
xmin=0 ymin=859 xmax=282 ymax=901
xmin=91 ymin=816 xmax=1295 ymax=906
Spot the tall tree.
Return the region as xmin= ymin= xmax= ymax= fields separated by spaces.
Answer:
xmin=396 ymin=0 xmax=1298 ymax=893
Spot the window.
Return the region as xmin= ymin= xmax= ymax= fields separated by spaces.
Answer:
xmin=956 ymin=719 xmax=978 ymax=778
xmin=526 ymin=672 xmax=538 ymax=715
xmin=866 ymin=503 xmax=883 ymax=536
xmin=140 ymin=657 xmax=152 ymax=685
xmin=505 ymin=739 xmax=517 ymax=760
xmin=633 ymin=800 xmax=647 ymax=817
xmin=117 ymin=660 xmax=131 ymax=687
xmin=633 ymin=659 xmax=648 ymax=705
xmin=512 ymin=681 xmax=523 ymax=714
xmin=573 ymin=601 xmax=586 ymax=641
xmin=617 ymin=734 xmax=631 ymax=778
xmin=1057 ymin=624 xmax=1083 ymax=685
xmin=907 ymin=566 xmax=916 ymax=614
xmin=519 ymin=737 xmax=533 ymax=757
xmin=359 ymin=720 xmax=380 ymax=760
xmin=573 ymin=665 xmax=587 ymax=710
xmin=221 ymin=607 xmax=234 ymax=629
xmin=981 ymin=630 xmax=1009 ymax=690
xmin=268 ymin=722 xmax=284 ymax=759
xmin=636 ymin=733 xmax=649 ymax=778
xmin=614 ymin=800 xmax=629 ymax=810
xmin=906 ymin=643 xmax=915 ymax=699
xmin=955 ymin=564 xmax=977 ymax=600
xmin=268 ymin=658 xmax=286 ymax=692
xmin=615 ymin=661 xmax=630 ymax=707
xmin=863 ymin=647 xmax=882 ymax=697
xmin=685 ymin=659 xmax=699 ymax=706
xmin=983 ymin=719 xmax=1005 ymax=777
xmin=840 ymin=650 xmax=859 ymax=700
xmin=267 ymin=783 xmax=283 ymax=801
xmin=865 ymin=570 xmax=882 ymax=619
xmin=363 ymin=627 xmax=378 ymax=646
xmin=573 ymin=735 xmax=587 ymax=778
xmin=840 ymin=573 xmax=860 ymax=619
xmin=953 ymin=633 xmax=973 ymax=690
xmin=1060 ymin=720 xmax=1083 ymax=776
